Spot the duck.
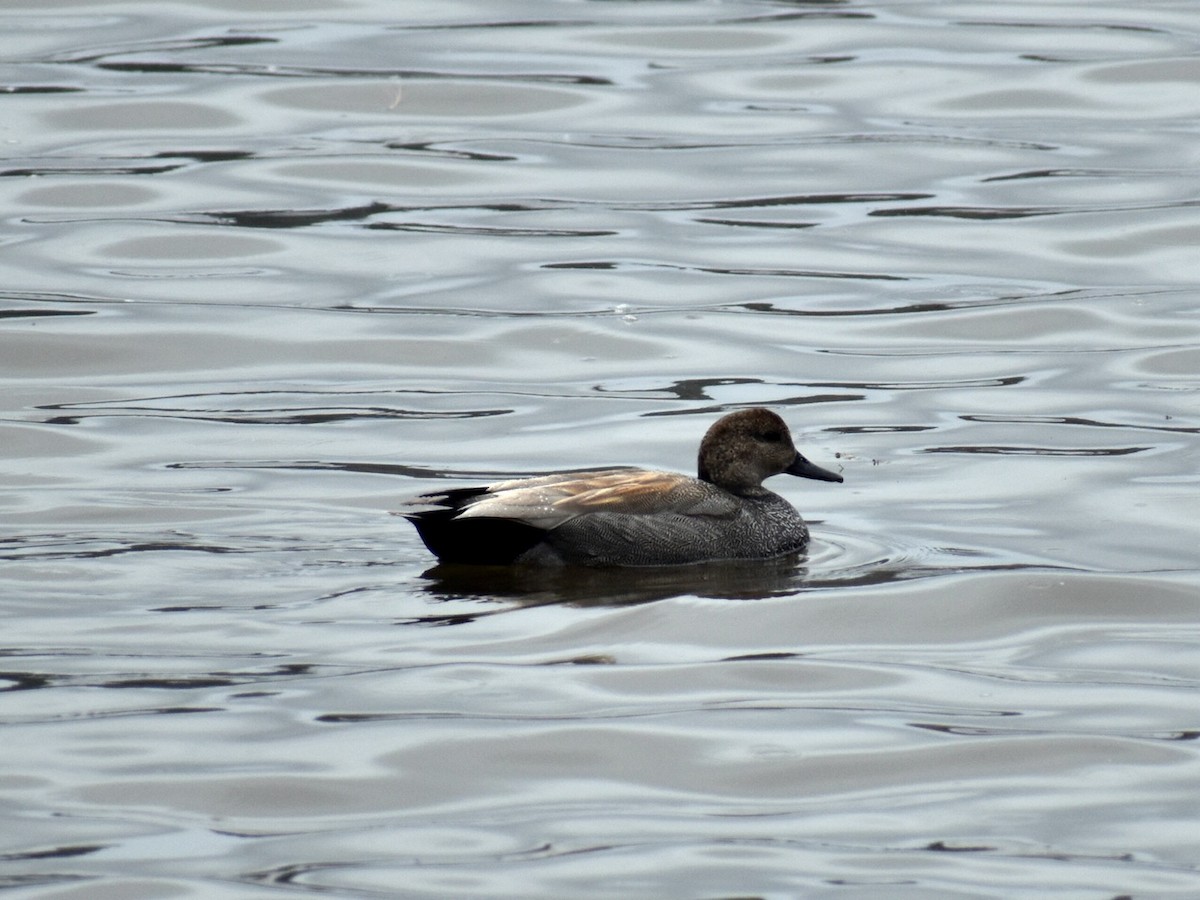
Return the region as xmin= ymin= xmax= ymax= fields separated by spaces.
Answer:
xmin=399 ymin=407 xmax=843 ymax=567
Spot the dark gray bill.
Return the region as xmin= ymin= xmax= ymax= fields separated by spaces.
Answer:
xmin=786 ymin=453 xmax=844 ymax=483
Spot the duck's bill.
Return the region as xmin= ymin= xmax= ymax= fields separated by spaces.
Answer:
xmin=787 ymin=453 xmax=844 ymax=483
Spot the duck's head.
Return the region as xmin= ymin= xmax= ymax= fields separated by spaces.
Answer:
xmin=697 ymin=407 xmax=843 ymax=495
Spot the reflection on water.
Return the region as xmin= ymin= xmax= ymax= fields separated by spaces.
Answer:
xmin=2 ymin=0 xmax=1199 ymax=897
xmin=415 ymin=554 xmax=811 ymax=609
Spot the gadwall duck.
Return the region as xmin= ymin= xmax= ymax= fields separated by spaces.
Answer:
xmin=401 ymin=407 xmax=843 ymax=567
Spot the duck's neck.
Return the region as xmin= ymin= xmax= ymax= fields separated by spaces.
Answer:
xmin=699 ymin=466 xmax=769 ymax=497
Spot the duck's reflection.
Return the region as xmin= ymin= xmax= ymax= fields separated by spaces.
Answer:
xmin=414 ymin=552 xmax=808 ymax=608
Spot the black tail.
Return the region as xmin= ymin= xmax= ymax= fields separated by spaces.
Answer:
xmin=402 ymin=488 xmax=548 ymax=565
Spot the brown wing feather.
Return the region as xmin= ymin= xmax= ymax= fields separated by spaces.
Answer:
xmin=456 ymin=468 xmax=736 ymax=528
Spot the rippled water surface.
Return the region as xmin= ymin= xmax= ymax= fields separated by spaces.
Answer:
xmin=2 ymin=0 xmax=1199 ymax=896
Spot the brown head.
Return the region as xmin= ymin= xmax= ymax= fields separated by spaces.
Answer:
xmin=697 ymin=407 xmax=843 ymax=496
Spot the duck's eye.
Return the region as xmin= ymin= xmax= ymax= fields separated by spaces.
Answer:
xmin=759 ymin=429 xmax=783 ymax=443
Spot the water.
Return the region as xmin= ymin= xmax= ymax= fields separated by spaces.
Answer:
xmin=2 ymin=0 xmax=1198 ymax=896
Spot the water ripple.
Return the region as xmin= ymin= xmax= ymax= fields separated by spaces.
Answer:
xmin=4 ymin=4 xmax=1199 ymax=898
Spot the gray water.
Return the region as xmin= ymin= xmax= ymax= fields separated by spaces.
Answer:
xmin=2 ymin=1 xmax=1198 ymax=897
